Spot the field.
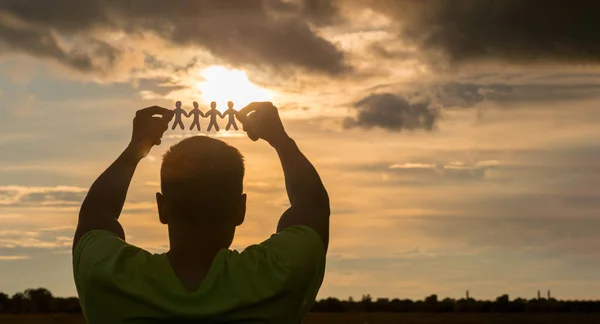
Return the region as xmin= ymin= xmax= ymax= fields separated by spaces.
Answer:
xmin=2 ymin=313 xmax=600 ymax=324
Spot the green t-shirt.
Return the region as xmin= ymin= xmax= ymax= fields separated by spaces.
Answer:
xmin=73 ymin=226 xmax=326 ymax=324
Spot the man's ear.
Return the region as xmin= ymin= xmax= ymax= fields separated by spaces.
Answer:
xmin=156 ymin=192 xmax=168 ymax=225
xmin=235 ymin=193 xmax=247 ymax=227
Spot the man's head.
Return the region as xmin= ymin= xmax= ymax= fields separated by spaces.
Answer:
xmin=176 ymin=101 xmax=182 ymax=108
xmin=157 ymin=136 xmax=246 ymax=245
xmin=211 ymin=101 xmax=216 ymax=109
xmin=228 ymin=101 xmax=234 ymax=109
xmin=193 ymin=101 xmax=199 ymax=109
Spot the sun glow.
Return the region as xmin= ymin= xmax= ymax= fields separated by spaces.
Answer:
xmin=196 ymin=66 xmax=273 ymax=111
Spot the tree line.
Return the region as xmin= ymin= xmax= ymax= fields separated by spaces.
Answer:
xmin=311 ymin=294 xmax=600 ymax=313
xmin=2 ymin=289 xmax=600 ymax=314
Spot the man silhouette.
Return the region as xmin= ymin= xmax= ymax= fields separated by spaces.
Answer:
xmin=206 ymin=101 xmax=223 ymax=132
xmin=222 ymin=101 xmax=239 ymax=131
xmin=189 ymin=101 xmax=205 ymax=131
xmin=72 ymin=102 xmax=329 ymax=324
xmin=171 ymin=101 xmax=188 ymax=130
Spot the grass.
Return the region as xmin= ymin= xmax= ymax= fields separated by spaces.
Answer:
xmin=2 ymin=313 xmax=600 ymax=324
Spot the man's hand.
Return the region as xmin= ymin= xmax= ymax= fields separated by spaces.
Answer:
xmin=236 ymin=102 xmax=289 ymax=147
xmin=129 ymin=106 xmax=174 ymax=159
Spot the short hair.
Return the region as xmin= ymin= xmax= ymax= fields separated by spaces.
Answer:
xmin=161 ymin=136 xmax=244 ymax=223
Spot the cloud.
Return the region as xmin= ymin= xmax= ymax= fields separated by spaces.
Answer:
xmin=389 ymin=163 xmax=437 ymax=170
xmin=343 ymin=93 xmax=439 ymax=131
xmin=0 ymin=0 xmax=348 ymax=76
xmin=0 ymin=186 xmax=87 ymax=207
xmin=360 ymin=0 xmax=600 ymax=66
xmin=437 ymin=81 xmax=600 ymax=107
xmin=0 ymin=255 xmax=29 ymax=261
xmin=387 ymin=161 xmax=502 ymax=181
xmin=299 ymin=0 xmax=343 ymax=26
xmin=344 ymin=78 xmax=600 ymax=132
xmin=0 ymin=15 xmax=122 ymax=74
xmin=0 ymin=227 xmax=74 ymax=249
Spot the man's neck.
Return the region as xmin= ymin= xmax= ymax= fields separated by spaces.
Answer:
xmin=166 ymin=235 xmax=231 ymax=292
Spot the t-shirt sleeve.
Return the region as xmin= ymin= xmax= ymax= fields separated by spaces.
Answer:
xmin=72 ymin=230 xmax=139 ymax=303
xmin=256 ymin=225 xmax=327 ymax=311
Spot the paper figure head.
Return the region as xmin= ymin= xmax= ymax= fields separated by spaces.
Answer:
xmin=176 ymin=101 xmax=182 ymax=108
xmin=193 ymin=101 xmax=199 ymax=109
xmin=211 ymin=101 xmax=217 ymax=109
xmin=228 ymin=101 xmax=234 ymax=109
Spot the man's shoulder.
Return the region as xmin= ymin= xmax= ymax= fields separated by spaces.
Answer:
xmin=74 ymin=230 xmax=157 ymax=278
xmin=224 ymin=226 xmax=325 ymax=273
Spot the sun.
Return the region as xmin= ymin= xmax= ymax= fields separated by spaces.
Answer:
xmin=195 ymin=66 xmax=273 ymax=112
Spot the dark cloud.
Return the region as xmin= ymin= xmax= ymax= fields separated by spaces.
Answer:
xmin=436 ymin=83 xmax=488 ymax=108
xmin=357 ymin=0 xmax=600 ymax=65
xmin=0 ymin=20 xmax=120 ymax=73
xmin=0 ymin=0 xmax=348 ymax=75
xmin=345 ymin=78 xmax=600 ymax=132
xmin=437 ymin=82 xmax=600 ymax=107
xmin=344 ymin=93 xmax=439 ymax=131
xmin=300 ymin=0 xmax=342 ymax=26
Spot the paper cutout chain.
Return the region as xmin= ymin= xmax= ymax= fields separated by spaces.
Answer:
xmin=172 ymin=101 xmax=239 ymax=132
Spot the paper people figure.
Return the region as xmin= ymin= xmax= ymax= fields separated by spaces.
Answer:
xmin=206 ymin=101 xmax=224 ymax=132
xmin=171 ymin=101 xmax=188 ymax=130
xmin=222 ymin=101 xmax=239 ymax=131
xmin=189 ymin=101 xmax=205 ymax=131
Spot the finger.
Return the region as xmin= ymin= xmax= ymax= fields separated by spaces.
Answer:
xmin=162 ymin=110 xmax=175 ymax=122
xmin=236 ymin=102 xmax=273 ymax=124
xmin=240 ymin=117 xmax=259 ymax=141
xmin=136 ymin=106 xmax=172 ymax=118
xmin=248 ymin=132 xmax=259 ymax=141
xmin=147 ymin=116 xmax=170 ymax=129
xmin=146 ymin=118 xmax=169 ymax=142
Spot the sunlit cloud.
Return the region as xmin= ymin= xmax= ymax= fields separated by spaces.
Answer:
xmin=0 ymin=229 xmax=72 ymax=249
xmin=0 ymin=255 xmax=30 ymax=261
xmin=389 ymin=163 xmax=436 ymax=169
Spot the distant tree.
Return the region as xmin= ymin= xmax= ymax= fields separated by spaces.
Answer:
xmin=424 ymin=294 xmax=439 ymax=312
xmin=510 ymin=298 xmax=527 ymax=312
xmin=492 ymin=294 xmax=510 ymax=312
xmin=0 ymin=292 xmax=9 ymax=313
xmin=374 ymin=298 xmax=390 ymax=312
xmin=55 ymin=297 xmax=82 ymax=313
xmin=425 ymin=294 xmax=438 ymax=304
xmin=440 ymin=298 xmax=455 ymax=312
xmin=10 ymin=292 xmax=27 ymax=314
xmin=360 ymin=294 xmax=373 ymax=312
xmin=326 ymin=297 xmax=346 ymax=312
xmin=456 ymin=298 xmax=478 ymax=312
xmin=24 ymin=288 xmax=54 ymax=313
xmin=477 ymin=300 xmax=493 ymax=312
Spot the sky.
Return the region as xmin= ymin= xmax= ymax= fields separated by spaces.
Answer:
xmin=1 ymin=0 xmax=600 ymax=301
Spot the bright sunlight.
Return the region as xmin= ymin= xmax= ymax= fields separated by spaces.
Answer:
xmin=196 ymin=66 xmax=273 ymax=111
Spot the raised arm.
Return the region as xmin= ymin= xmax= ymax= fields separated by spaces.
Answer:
xmin=237 ymin=102 xmax=330 ymax=250
xmin=73 ymin=106 xmax=173 ymax=250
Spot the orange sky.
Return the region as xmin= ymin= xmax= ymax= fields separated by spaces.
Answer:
xmin=1 ymin=0 xmax=600 ymax=300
